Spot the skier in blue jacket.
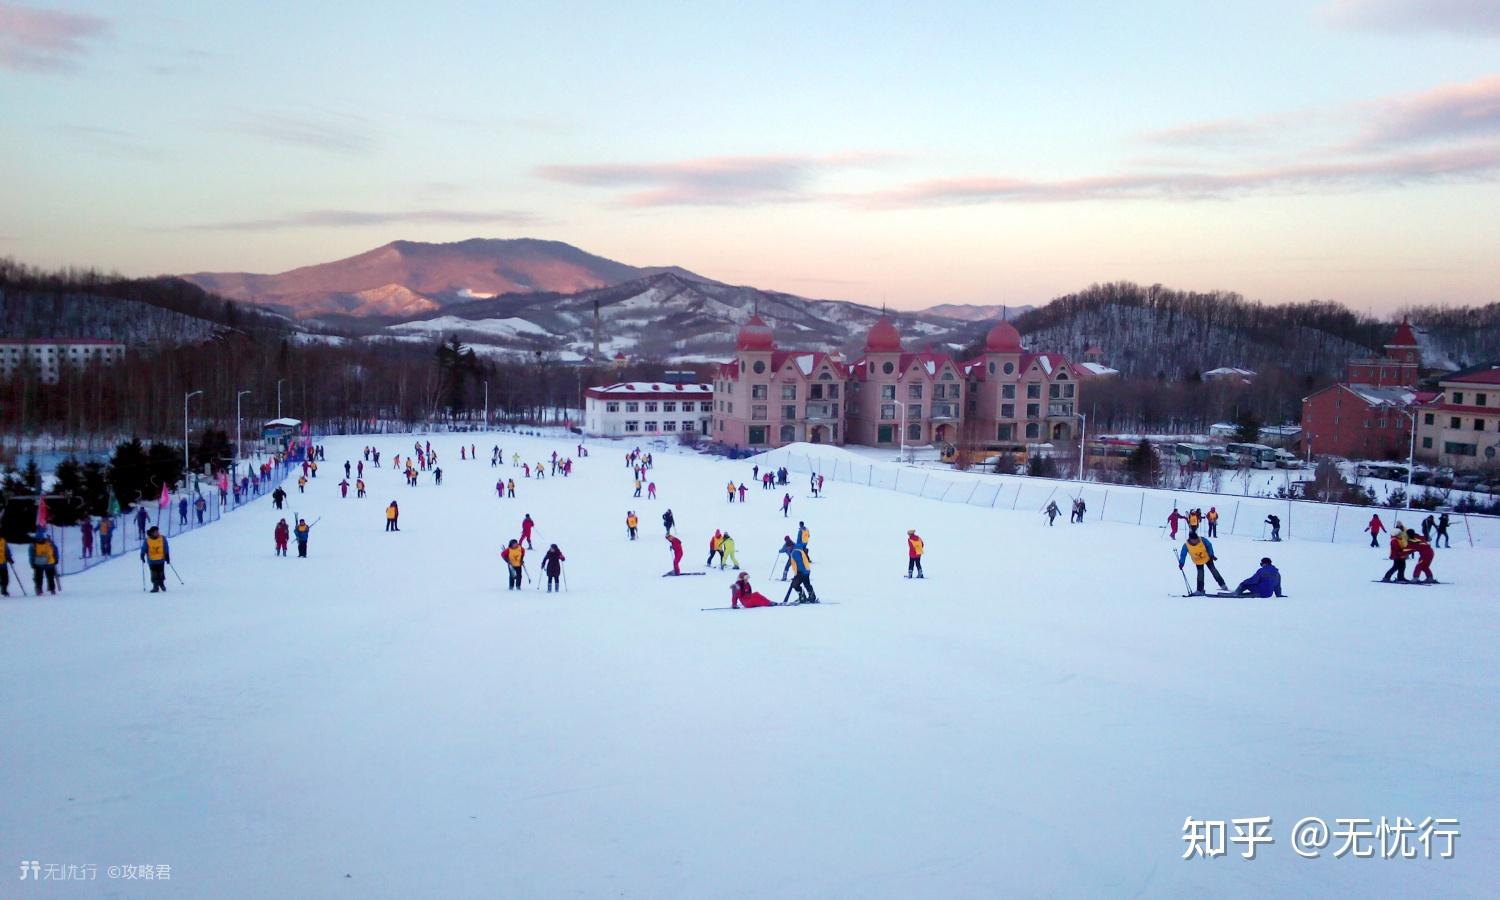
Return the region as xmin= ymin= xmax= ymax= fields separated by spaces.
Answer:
xmin=778 ymin=537 xmax=818 ymax=604
xmin=1231 ymin=558 xmax=1284 ymax=598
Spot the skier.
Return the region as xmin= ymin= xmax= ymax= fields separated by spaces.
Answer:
xmin=907 ymin=529 xmax=925 ymax=578
xmin=719 ymin=532 xmax=739 ymax=568
xmin=274 ymin=518 xmax=290 ymax=557
xmin=753 ymin=464 xmax=759 ymax=482
xmin=433 ymin=466 xmax=442 ymax=486
xmin=1044 ymin=500 xmax=1060 ymax=526
xmin=1177 ymin=533 xmax=1228 ymax=595
xmin=139 ymin=526 xmax=168 ymax=593
xmin=648 ymin=481 xmax=656 ymax=500
xmin=1206 ymin=506 xmax=1219 ymax=538
xmin=1435 ymin=513 xmax=1452 ymax=548
xmin=386 ymin=501 xmax=400 ymax=532
xmin=1231 ymin=557 xmax=1284 ymax=598
xmin=666 ymin=533 xmax=684 ymax=575
xmin=504 ymin=539 xmax=526 ymax=590
xmin=1186 ymin=509 xmax=1201 ymax=533
xmin=541 ymin=544 xmax=566 ymax=592
xmin=1421 ymin=514 xmax=1435 ymax=540
xmin=0 ymin=533 xmax=9 ymax=595
xmin=1407 ymin=529 xmax=1436 ymax=583
xmin=626 ymin=511 xmax=639 ymax=540
xmin=80 ymin=516 xmax=94 ymax=558
xmin=1381 ymin=526 xmax=1410 ymax=582
xmin=194 ymin=494 xmax=206 ymax=523
xmin=294 ymin=519 xmax=311 ymax=558
xmin=344 ymin=461 xmax=351 ymax=478
xmin=781 ymin=493 xmax=792 ymax=518
xmin=273 ymin=487 xmax=286 ymax=509
xmin=339 ymin=478 xmax=349 ymax=498
xmin=810 ymin=473 xmax=819 ymax=497
xmin=780 ymin=537 xmax=818 ymax=603
xmin=507 ymin=478 xmax=516 ymax=498
xmin=358 ymin=460 xmax=364 ymax=477
xmin=520 ymin=514 xmax=535 ymax=550
xmin=726 ymin=481 xmax=736 ymax=503
xmin=731 ymin=571 xmax=773 ymax=608
xmin=1366 ymin=514 xmax=1386 ymax=548
xmin=1264 ymin=514 xmax=1281 ymax=542
xmin=1167 ymin=508 xmax=1184 ymax=539
xmin=817 ymin=473 xmax=825 ymax=495
xmin=297 ymin=475 xmax=307 ymax=494
xmin=356 ymin=478 xmax=366 ymax=498
xmin=737 ymin=483 xmax=747 ymax=502
xmin=797 ymin=521 xmax=810 ymax=548
xmin=707 ymin=530 xmax=724 ymax=568
xmin=662 ymin=509 xmax=675 ymax=535
xmin=99 ymin=516 xmax=113 ymax=556
xmin=134 ymin=505 xmax=149 ymax=540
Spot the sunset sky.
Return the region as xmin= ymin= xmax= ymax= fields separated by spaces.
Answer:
xmin=3 ymin=0 xmax=1499 ymax=311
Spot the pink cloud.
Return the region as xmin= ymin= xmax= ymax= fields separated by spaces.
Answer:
xmin=853 ymin=142 xmax=1500 ymax=207
xmin=1360 ymin=73 xmax=1500 ymax=147
xmin=0 ymin=3 xmax=108 ymax=72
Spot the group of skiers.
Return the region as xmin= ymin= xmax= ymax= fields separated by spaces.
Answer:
xmin=1367 ymin=512 xmax=1451 ymax=549
xmin=0 ymin=530 xmax=61 ymax=596
xmin=1176 ymin=532 xmax=1284 ymax=597
xmin=1380 ymin=521 xmax=1439 ymax=583
xmin=1167 ymin=506 xmax=1220 ymax=539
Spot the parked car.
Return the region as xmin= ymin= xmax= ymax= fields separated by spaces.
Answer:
xmin=1274 ymin=450 xmax=1304 ymax=469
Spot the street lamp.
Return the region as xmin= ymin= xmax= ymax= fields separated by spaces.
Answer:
xmin=1399 ymin=406 xmax=1416 ymax=509
xmin=276 ymin=378 xmax=286 ymax=419
xmin=1077 ymin=411 xmax=1088 ymax=482
xmin=483 ymin=379 xmax=489 ymax=430
xmin=236 ymin=390 xmax=252 ymax=473
xmin=184 ymin=390 xmax=203 ymax=483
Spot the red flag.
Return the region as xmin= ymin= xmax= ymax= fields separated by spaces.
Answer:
xmin=36 ymin=497 xmax=48 ymax=528
xmin=159 ymin=482 xmax=171 ymax=508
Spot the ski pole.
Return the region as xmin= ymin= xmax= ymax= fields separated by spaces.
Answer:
xmin=1174 ymin=549 xmax=1191 ymax=593
xmin=140 ymin=559 xmax=147 ymax=592
xmin=169 ymin=563 xmax=185 ymax=585
xmin=522 ymin=564 xmax=532 ymax=584
xmin=10 ymin=561 xmax=28 ymax=596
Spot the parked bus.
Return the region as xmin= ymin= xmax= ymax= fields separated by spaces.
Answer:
xmin=1174 ymin=442 xmax=1213 ymax=465
xmin=1224 ymin=442 xmax=1277 ymax=469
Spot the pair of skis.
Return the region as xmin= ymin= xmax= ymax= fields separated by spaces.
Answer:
xmin=700 ymin=601 xmax=839 ymax=611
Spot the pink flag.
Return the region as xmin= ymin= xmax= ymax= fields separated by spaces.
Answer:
xmin=36 ymin=497 xmax=48 ymax=528
xmin=159 ymin=482 xmax=171 ymax=509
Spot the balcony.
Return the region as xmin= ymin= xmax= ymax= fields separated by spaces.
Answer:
xmin=805 ymin=403 xmax=840 ymax=420
xmin=1047 ymin=403 xmax=1075 ymax=417
xmin=930 ymin=403 xmax=960 ymax=420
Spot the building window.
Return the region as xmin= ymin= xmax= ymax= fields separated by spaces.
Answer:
xmin=1443 ymin=441 xmax=1477 ymax=456
xmin=1477 ymin=419 xmax=1487 ymax=431
xmin=880 ymin=385 xmax=895 ymax=400
xmin=645 ymin=421 xmax=658 ymax=432
xmin=1026 ymin=403 xmax=1039 ymax=419
xmin=752 ymin=384 xmax=768 ymax=399
xmin=1002 ymin=384 xmax=1016 ymax=400
xmin=997 ymin=423 xmax=1014 ymax=440
xmin=880 ymin=404 xmax=896 ymax=420
xmin=625 ymin=420 xmax=639 ymax=432
xmin=663 ymin=401 xmax=676 ymax=412
xmin=783 ymin=405 xmax=796 ymax=420
xmin=908 ymin=403 xmax=922 ymax=420
xmin=700 ymin=401 xmax=712 ymax=412
xmin=1002 ymin=362 xmax=1015 ymax=375
xmin=908 ymin=423 xmax=922 ymax=441
xmin=684 ymin=421 xmax=696 ymax=433
xmin=662 ymin=420 xmax=677 ymax=431
xmin=605 ymin=402 xmax=620 ymax=413
xmin=810 ymin=384 xmax=823 ymax=400
xmin=1001 ymin=403 xmax=1014 ymax=418
xmin=781 ymin=384 xmax=797 ymax=400
xmin=728 ymin=402 xmax=733 ymax=414
xmin=1421 ymin=437 xmax=1432 ymax=449
xmin=826 ymin=384 xmax=838 ymax=400
xmin=748 ymin=426 xmax=767 ymax=445
xmin=1453 ymin=391 xmax=1464 ymax=404
xmin=877 ymin=425 xmax=894 ymax=443
xmin=644 ymin=402 xmax=658 ymax=412
xmin=752 ymin=360 xmax=766 ymax=374
xmin=1025 ymin=423 xmax=1040 ymax=439
xmin=780 ymin=424 xmax=796 ymax=443
xmin=751 ymin=405 xmax=768 ymax=420
xmin=1424 ymin=413 xmax=1434 ymax=425
xmin=1477 ymin=393 xmax=1488 ymax=407
xmin=1450 ymin=417 xmax=1461 ymax=428
xmin=882 ymin=361 xmax=895 ymax=375
xmin=1027 ymin=383 xmax=1041 ymax=399
xmin=908 ymin=384 xmax=923 ymax=400
xmin=988 ymin=362 xmax=996 ymax=375
xmin=1049 ymin=383 xmax=1061 ymax=399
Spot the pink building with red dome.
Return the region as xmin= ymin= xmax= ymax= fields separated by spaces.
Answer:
xmin=711 ymin=313 xmax=1078 ymax=453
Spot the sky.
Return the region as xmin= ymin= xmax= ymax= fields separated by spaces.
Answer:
xmin=2 ymin=0 xmax=1499 ymax=312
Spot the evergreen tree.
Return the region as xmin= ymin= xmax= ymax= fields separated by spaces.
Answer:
xmin=1126 ymin=439 xmax=1156 ymax=486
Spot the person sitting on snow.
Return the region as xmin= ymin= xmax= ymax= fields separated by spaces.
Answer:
xmin=731 ymin=572 xmax=774 ymax=608
xmin=1231 ymin=557 xmax=1284 ymax=597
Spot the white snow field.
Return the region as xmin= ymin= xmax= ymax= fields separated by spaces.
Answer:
xmin=2 ymin=431 xmax=1496 ymax=898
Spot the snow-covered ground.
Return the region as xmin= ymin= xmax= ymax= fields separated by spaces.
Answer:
xmin=2 ymin=432 xmax=1496 ymax=897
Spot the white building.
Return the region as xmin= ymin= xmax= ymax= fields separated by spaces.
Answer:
xmin=583 ymin=382 xmax=713 ymax=438
xmin=0 ymin=339 xmax=127 ymax=384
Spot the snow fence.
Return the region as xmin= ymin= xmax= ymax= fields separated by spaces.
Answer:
xmin=36 ymin=456 xmax=298 ymax=578
xmin=756 ymin=448 xmax=1500 ymax=549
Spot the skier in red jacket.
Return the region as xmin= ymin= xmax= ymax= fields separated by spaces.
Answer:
xmin=731 ymin=572 xmax=773 ymax=608
xmin=1167 ymin=509 xmax=1184 ymax=539
xmin=1366 ymin=514 xmax=1386 ymax=548
xmin=666 ymin=533 xmax=684 ymax=575
xmin=520 ymin=514 xmax=535 ymax=549
xmin=274 ymin=519 xmax=290 ymax=557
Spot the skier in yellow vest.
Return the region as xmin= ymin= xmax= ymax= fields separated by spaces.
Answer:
xmin=907 ymin=529 xmax=925 ymax=579
xmin=626 ymin=511 xmax=639 ymax=540
xmin=139 ymin=525 xmax=170 ymax=593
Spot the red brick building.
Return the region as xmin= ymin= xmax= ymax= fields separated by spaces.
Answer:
xmin=1301 ymin=320 xmax=1433 ymax=459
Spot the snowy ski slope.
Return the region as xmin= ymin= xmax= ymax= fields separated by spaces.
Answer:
xmin=2 ymin=431 xmax=1495 ymax=898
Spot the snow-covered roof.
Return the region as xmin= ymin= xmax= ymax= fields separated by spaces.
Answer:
xmin=586 ymin=382 xmax=712 ymax=400
xmin=1073 ymin=362 xmax=1119 ymax=377
xmin=264 ymin=417 xmax=302 ymax=427
xmin=1203 ymin=367 xmax=1256 ymax=378
xmin=1344 ymin=385 xmax=1416 ymax=406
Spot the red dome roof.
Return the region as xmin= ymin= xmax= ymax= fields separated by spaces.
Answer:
xmin=1388 ymin=317 xmax=1417 ymax=347
xmin=984 ymin=320 xmax=1023 ymax=352
xmin=735 ymin=315 xmax=775 ymax=351
xmin=864 ymin=315 xmax=903 ymax=353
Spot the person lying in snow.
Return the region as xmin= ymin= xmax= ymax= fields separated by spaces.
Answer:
xmin=1231 ymin=557 xmax=1284 ymax=597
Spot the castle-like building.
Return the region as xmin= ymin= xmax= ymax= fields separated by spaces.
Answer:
xmin=710 ymin=315 xmax=1081 ymax=453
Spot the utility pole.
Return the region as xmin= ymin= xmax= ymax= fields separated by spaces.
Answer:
xmin=1078 ymin=412 xmax=1088 ymax=482
xmin=277 ymin=378 xmax=285 ymax=419
xmin=1400 ymin=407 xmax=1416 ymax=509
xmin=483 ymin=379 xmax=489 ymax=430
xmin=184 ymin=390 xmax=203 ymax=483
xmin=236 ymin=389 xmax=252 ymax=477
